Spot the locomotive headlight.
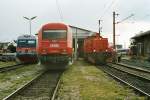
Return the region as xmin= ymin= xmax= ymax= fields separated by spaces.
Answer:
xmin=42 ymin=49 xmax=46 ymax=52
xmin=63 ymin=49 xmax=66 ymax=52
xmin=93 ymin=49 xmax=96 ymax=52
xmin=42 ymin=49 xmax=47 ymax=54
xmin=61 ymin=49 xmax=67 ymax=54
xmin=106 ymin=49 xmax=108 ymax=52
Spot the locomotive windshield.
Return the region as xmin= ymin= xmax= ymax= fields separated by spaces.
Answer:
xmin=17 ymin=39 xmax=36 ymax=47
xmin=42 ymin=30 xmax=67 ymax=40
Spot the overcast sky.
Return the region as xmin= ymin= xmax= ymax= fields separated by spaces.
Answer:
xmin=0 ymin=0 xmax=150 ymax=48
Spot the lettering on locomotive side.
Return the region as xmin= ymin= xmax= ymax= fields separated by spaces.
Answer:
xmin=50 ymin=44 xmax=59 ymax=47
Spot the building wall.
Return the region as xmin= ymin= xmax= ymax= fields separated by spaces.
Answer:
xmin=134 ymin=35 xmax=150 ymax=57
xmin=143 ymin=35 xmax=150 ymax=56
xmin=134 ymin=38 xmax=143 ymax=56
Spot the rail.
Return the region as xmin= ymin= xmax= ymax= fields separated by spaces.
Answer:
xmin=97 ymin=64 xmax=150 ymax=98
xmin=108 ymin=63 xmax=150 ymax=81
xmin=3 ymin=70 xmax=63 ymax=100
xmin=0 ymin=63 xmax=26 ymax=73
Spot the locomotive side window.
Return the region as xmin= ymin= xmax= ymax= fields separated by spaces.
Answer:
xmin=18 ymin=40 xmax=36 ymax=47
xmin=42 ymin=30 xmax=67 ymax=40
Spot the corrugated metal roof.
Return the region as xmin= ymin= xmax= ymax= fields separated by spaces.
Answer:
xmin=132 ymin=30 xmax=150 ymax=39
xmin=69 ymin=25 xmax=92 ymax=32
xmin=70 ymin=26 xmax=94 ymax=39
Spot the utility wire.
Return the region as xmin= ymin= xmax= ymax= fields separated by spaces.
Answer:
xmin=141 ymin=14 xmax=150 ymax=20
xmin=100 ymin=0 xmax=116 ymax=19
xmin=128 ymin=14 xmax=150 ymax=24
xmin=56 ymin=0 xmax=64 ymax=22
xmin=103 ymin=0 xmax=112 ymax=11
xmin=116 ymin=14 xmax=134 ymax=24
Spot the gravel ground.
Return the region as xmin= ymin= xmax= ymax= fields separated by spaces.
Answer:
xmin=0 ymin=64 xmax=44 ymax=99
xmin=56 ymin=60 xmax=145 ymax=100
xmin=0 ymin=61 xmax=16 ymax=68
xmin=121 ymin=56 xmax=150 ymax=70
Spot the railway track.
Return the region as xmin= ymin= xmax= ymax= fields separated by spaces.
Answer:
xmin=97 ymin=63 xmax=150 ymax=98
xmin=0 ymin=63 xmax=26 ymax=73
xmin=108 ymin=63 xmax=150 ymax=80
xmin=3 ymin=70 xmax=63 ymax=100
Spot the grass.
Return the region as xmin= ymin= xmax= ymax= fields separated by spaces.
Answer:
xmin=0 ymin=64 xmax=44 ymax=99
xmin=0 ymin=61 xmax=16 ymax=68
xmin=56 ymin=60 xmax=146 ymax=100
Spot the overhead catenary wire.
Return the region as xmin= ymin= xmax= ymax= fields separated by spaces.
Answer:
xmin=55 ymin=0 xmax=64 ymax=22
xmin=139 ymin=14 xmax=150 ymax=21
xmin=100 ymin=0 xmax=116 ymax=19
xmin=116 ymin=14 xmax=134 ymax=24
xmin=98 ymin=0 xmax=116 ymax=34
xmin=127 ymin=13 xmax=150 ymax=24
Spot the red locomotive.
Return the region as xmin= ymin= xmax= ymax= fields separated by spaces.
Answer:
xmin=83 ymin=33 xmax=114 ymax=64
xmin=16 ymin=35 xmax=38 ymax=63
xmin=37 ymin=23 xmax=73 ymax=69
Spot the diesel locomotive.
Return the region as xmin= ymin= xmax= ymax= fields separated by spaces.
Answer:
xmin=37 ymin=23 xmax=73 ymax=69
xmin=83 ymin=33 xmax=114 ymax=64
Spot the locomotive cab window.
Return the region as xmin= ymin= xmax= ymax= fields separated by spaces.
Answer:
xmin=42 ymin=30 xmax=67 ymax=40
xmin=28 ymin=40 xmax=36 ymax=44
xmin=17 ymin=40 xmax=36 ymax=47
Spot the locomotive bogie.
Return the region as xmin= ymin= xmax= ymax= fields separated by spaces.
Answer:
xmin=39 ymin=54 xmax=70 ymax=64
xmin=17 ymin=54 xmax=38 ymax=63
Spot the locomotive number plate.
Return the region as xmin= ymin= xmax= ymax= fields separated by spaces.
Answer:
xmin=50 ymin=44 xmax=59 ymax=47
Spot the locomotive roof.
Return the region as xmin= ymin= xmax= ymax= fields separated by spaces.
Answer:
xmin=42 ymin=23 xmax=67 ymax=29
xmin=17 ymin=34 xmax=36 ymax=40
xmin=37 ymin=23 xmax=93 ymax=38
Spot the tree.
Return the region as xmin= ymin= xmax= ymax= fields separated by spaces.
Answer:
xmin=7 ymin=43 xmax=16 ymax=53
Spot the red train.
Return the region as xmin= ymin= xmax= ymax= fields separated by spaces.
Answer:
xmin=16 ymin=35 xmax=38 ymax=63
xmin=37 ymin=23 xmax=73 ymax=69
xmin=83 ymin=33 xmax=114 ymax=64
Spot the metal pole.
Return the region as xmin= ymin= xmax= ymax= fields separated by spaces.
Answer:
xmin=74 ymin=28 xmax=78 ymax=60
xmin=98 ymin=20 xmax=102 ymax=35
xmin=113 ymin=12 xmax=116 ymax=49
xmin=23 ymin=16 xmax=37 ymax=36
xmin=99 ymin=20 xmax=101 ymax=35
xmin=29 ymin=19 xmax=31 ymax=35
